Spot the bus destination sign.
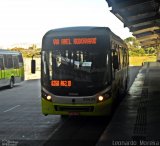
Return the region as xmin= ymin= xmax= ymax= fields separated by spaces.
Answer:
xmin=51 ymin=80 xmax=72 ymax=87
xmin=53 ymin=38 xmax=97 ymax=46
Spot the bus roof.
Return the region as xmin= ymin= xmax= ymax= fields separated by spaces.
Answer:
xmin=0 ymin=49 xmax=21 ymax=55
xmin=43 ymin=26 xmax=124 ymax=43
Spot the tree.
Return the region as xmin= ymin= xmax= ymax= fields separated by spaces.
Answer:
xmin=9 ymin=46 xmax=41 ymax=58
xmin=124 ymin=37 xmax=144 ymax=56
xmin=144 ymin=47 xmax=156 ymax=55
xmin=124 ymin=37 xmax=141 ymax=48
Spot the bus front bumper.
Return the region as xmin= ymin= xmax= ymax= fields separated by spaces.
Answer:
xmin=41 ymin=97 xmax=113 ymax=116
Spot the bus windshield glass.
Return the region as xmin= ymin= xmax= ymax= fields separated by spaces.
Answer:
xmin=42 ymin=46 xmax=110 ymax=96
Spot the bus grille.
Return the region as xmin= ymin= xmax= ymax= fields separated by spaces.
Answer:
xmin=54 ymin=105 xmax=94 ymax=112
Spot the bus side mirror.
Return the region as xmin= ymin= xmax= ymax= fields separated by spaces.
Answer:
xmin=31 ymin=59 xmax=36 ymax=74
xmin=113 ymin=55 xmax=119 ymax=70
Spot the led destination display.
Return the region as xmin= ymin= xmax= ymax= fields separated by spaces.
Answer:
xmin=53 ymin=38 xmax=97 ymax=46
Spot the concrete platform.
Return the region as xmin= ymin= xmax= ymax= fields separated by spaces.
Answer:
xmin=97 ymin=62 xmax=160 ymax=146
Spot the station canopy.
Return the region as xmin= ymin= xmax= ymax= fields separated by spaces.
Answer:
xmin=106 ymin=0 xmax=160 ymax=48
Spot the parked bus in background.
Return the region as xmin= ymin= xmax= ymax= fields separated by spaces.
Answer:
xmin=0 ymin=49 xmax=24 ymax=88
xmin=32 ymin=27 xmax=129 ymax=116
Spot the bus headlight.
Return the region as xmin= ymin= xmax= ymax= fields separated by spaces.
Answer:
xmin=98 ymin=96 xmax=104 ymax=101
xmin=97 ymin=93 xmax=110 ymax=103
xmin=42 ymin=90 xmax=52 ymax=101
xmin=47 ymin=95 xmax=52 ymax=101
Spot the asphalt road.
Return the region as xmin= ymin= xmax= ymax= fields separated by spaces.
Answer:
xmin=0 ymin=66 xmax=141 ymax=146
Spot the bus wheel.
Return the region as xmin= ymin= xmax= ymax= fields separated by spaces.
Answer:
xmin=9 ymin=78 xmax=14 ymax=88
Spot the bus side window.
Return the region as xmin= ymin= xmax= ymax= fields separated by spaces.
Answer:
xmin=13 ymin=56 xmax=19 ymax=69
xmin=113 ymin=55 xmax=119 ymax=70
xmin=119 ymin=46 xmax=123 ymax=69
xmin=112 ymin=50 xmax=119 ymax=70
xmin=6 ymin=55 xmax=13 ymax=69
xmin=123 ymin=48 xmax=127 ymax=67
xmin=0 ymin=55 xmax=4 ymax=70
xmin=18 ymin=54 xmax=23 ymax=67
xmin=4 ymin=55 xmax=8 ymax=69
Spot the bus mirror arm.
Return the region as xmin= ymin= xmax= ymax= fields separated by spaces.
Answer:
xmin=31 ymin=55 xmax=36 ymax=74
xmin=113 ymin=55 xmax=119 ymax=70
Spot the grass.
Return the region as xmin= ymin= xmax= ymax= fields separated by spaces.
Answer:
xmin=129 ymin=56 xmax=156 ymax=66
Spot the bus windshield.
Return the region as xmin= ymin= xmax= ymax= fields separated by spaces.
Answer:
xmin=42 ymin=47 xmax=110 ymax=96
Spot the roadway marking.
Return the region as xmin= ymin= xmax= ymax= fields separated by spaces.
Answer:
xmin=3 ymin=105 xmax=21 ymax=113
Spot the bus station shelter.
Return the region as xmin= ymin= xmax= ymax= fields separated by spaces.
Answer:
xmin=97 ymin=0 xmax=160 ymax=145
xmin=106 ymin=0 xmax=160 ymax=48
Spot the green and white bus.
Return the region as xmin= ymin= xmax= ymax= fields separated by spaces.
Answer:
xmin=32 ymin=27 xmax=129 ymax=116
xmin=0 ymin=49 xmax=24 ymax=88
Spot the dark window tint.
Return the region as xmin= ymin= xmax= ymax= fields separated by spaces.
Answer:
xmin=4 ymin=55 xmax=8 ymax=68
xmin=18 ymin=54 xmax=23 ymax=63
xmin=0 ymin=55 xmax=4 ymax=70
xmin=13 ymin=56 xmax=19 ymax=68
xmin=6 ymin=55 xmax=13 ymax=68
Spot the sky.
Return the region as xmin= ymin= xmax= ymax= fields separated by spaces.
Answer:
xmin=0 ymin=0 xmax=132 ymax=49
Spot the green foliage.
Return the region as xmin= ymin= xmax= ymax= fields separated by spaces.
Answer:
xmin=8 ymin=44 xmax=41 ymax=58
xmin=124 ymin=37 xmax=140 ymax=49
xmin=124 ymin=37 xmax=156 ymax=56
xmin=144 ymin=47 xmax=156 ymax=55
xmin=129 ymin=48 xmax=145 ymax=56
